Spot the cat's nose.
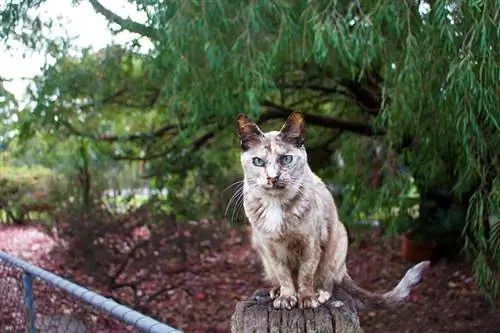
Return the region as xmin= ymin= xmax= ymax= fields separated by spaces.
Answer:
xmin=267 ymin=176 xmax=279 ymax=185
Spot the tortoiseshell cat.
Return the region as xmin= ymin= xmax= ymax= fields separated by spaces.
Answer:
xmin=236 ymin=112 xmax=429 ymax=309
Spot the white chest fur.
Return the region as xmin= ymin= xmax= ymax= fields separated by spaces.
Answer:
xmin=259 ymin=199 xmax=283 ymax=233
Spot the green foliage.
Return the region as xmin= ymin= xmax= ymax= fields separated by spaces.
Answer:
xmin=1 ymin=165 xmax=56 ymax=192
xmin=1 ymin=0 xmax=499 ymax=299
xmin=0 ymin=165 xmax=66 ymax=219
xmin=0 ymin=82 xmax=18 ymax=150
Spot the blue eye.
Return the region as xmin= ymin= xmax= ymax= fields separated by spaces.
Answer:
xmin=252 ymin=157 xmax=265 ymax=167
xmin=281 ymin=155 xmax=293 ymax=165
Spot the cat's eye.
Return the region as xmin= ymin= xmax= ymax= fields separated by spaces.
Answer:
xmin=281 ymin=155 xmax=293 ymax=165
xmin=252 ymin=157 xmax=265 ymax=167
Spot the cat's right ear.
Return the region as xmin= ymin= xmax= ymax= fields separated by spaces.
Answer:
xmin=279 ymin=111 xmax=305 ymax=147
xmin=236 ymin=113 xmax=264 ymax=151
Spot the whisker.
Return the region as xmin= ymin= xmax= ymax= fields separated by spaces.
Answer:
xmin=225 ymin=182 xmax=254 ymax=218
xmin=231 ymin=190 xmax=249 ymax=224
xmin=225 ymin=186 xmax=244 ymax=216
xmin=222 ymin=180 xmax=244 ymax=193
xmin=231 ymin=194 xmax=244 ymax=224
xmin=225 ymin=178 xmax=260 ymax=224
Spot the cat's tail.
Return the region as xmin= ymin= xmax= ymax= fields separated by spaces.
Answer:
xmin=339 ymin=261 xmax=430 ymax=310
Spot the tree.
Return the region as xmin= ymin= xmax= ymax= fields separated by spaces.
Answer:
xmin=0 ymin=80 xmax=18 ymax=150
xmin=2 ymin=0 xmax=498 ymax=298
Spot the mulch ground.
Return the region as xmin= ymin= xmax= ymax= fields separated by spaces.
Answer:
xmin=1 ymin=222 xmax=499 ymax=333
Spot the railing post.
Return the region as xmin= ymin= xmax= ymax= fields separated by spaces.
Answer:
xmin=22 ymin=272 xmax=37 ymax=333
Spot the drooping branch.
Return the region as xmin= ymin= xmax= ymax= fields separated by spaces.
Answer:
xmin=111 ymin=131 xmax=216 ymax=162
xmin=88 ymin=0 xmax=160 ymax=40
xmin=110 ymin=132 xmax=213 ymax=162
xmin=60 ymin=119 xmax=177 ymax=143
xmin=106 ymin=87 xmax=163 ymax=109
xmin=278 ymin=63 xmax=385 ymax=117
xmin=260 ymin=101 xmax=386 ymax=136
xmin=76 ymin=88 xmax=129 ymax=112
xmin=339 ymin=76 xmax=383 ymax=115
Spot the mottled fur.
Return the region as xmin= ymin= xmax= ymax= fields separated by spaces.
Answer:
xmin=236 ymin=112 xmax=429 ymax=310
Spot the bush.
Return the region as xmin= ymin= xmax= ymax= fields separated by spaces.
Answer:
xmin=0 ymin=165 xmax=68 ymax=223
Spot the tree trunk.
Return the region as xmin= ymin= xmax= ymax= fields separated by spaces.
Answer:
xmin=231 ymin=289 xmax=363 ymax=333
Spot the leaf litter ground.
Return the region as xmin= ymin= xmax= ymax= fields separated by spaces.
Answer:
xmin=0 ymin=221 xmax=499 ymax=333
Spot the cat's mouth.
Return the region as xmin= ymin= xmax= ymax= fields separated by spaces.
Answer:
xmin=264 ymin=183 xmax=287 ymax=190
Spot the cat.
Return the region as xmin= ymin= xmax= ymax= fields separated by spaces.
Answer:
xmin=236 ymin=111 xmax=429 ymax=310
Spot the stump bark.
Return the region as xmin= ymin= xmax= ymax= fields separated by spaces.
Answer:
xmin=231 ymin=288 xmax=363 ymax=333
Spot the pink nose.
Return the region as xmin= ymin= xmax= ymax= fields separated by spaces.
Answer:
xmin=267 ymin=176 xmax=278 ymax=185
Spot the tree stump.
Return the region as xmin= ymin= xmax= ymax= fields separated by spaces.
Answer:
xmin=231 ymin=288 xmax=363 ymax=333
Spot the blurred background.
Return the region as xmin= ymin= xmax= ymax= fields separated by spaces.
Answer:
xmin=0 ymin=1 xmax=498 ymax=332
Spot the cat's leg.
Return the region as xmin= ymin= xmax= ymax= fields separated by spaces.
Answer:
xmin=315 ymin=222 xmax=348 ymax=304
xmin=255 ymin=241 xmax=294 ymax=306
xmin=261 ymin=245 xmax=297 ymax=309
xmin=270 ymin=259 xmax=298 ymax=309
xmin=253 ymin=235 xmax=282 ymax=300
xmin=269 ymin=256 xmax=297 ymax=310
xmin=297 ymin=242 xmax=322 ymax=309
xmin=260 ymin=254 xmax=280 ymax=299
xmin=314 ymin=261 xmax=346 ymax=304
xmin=315 ymin=276 xmax=335 ymax=304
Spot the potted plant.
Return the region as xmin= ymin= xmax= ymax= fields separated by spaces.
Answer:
xmin=396 ymin=216 xmax=436 ymax=263
xmin=402 ymin=227 xmax=436 ymax=263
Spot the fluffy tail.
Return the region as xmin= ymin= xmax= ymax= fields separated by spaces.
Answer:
xmin=339 ymin=261 xmax=430 ymax=310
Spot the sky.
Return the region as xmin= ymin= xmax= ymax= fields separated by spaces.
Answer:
xmin=0 ymin=0 xmax=152 ymax=101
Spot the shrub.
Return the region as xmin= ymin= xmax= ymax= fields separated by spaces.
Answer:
xmin=0 ymin=165 xmax=68 ymax=223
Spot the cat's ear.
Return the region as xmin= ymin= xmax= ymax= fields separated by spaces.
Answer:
xmin=236 ymin=113 xmax=264 ymax=151
xmin=279 ymin=112 xmax=304 ymax=147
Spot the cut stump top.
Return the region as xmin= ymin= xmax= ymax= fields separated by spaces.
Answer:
xmin=231 ymin=288 xmax=364 ymax=333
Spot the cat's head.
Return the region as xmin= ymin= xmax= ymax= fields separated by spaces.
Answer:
xmin=236 ymin=112 xmax=308 ymax=195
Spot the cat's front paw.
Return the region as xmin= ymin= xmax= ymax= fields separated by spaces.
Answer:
xmin=298 ymin=293 xmax=320 ymax=309
xmin=269 ymin=286 xmax=280 ymax=300
xmin=316 ymin=289 xmax=332 ymax=304
xmin=273 ymin=294 xmax=298 ymax=310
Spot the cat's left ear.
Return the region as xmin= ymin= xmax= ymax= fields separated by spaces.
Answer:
xmin=236 ymin=113 xmax=264 ymax=151
xmin=279 ymin=112 xmax=304 ymax=147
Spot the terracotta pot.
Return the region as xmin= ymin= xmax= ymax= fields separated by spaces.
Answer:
xmin=401 ymin=234 xmax=435 ymax=263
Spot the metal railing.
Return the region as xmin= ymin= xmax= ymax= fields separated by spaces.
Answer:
xmin=0 ymin=251 xmax=183 ymax=333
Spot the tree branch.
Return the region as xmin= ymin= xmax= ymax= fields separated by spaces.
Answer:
xmin=61 ymin=119 xmax=177 ymax=142
xmin=107 ymin=240 xmax=149 ymax=291
xmin=260 ymin=101 xmax=386 ymax=136
xmin=277 ymin=83 xmax=347 ymax=96
xmin=112 ymin=130 xmax=216 ymax=161
xmin=76 ymin=88 xmax=128 ymax=112
xmin=282 ymin=64 xmax=385 ymax=116
xmin=310 ymin=130 xmax=343 ymax=151
xmin=287 ymin=92 xmax=332 ymax=110
xmin=88 ymin=0 xmax=160 ymax=40
xmin=142 ymin=278 xmax=188 ymax=303
xmin=192 ymin=132 xmax=215 ymax=151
